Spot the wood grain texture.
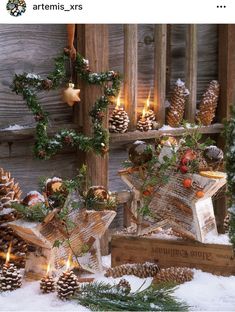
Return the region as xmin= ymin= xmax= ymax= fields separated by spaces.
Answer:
xmin=81 ymin=25 xmax=109 ymax=187
xmin=124 ymin=25 xmax=138 ymax=129
xmin=0 ymin=24 xmax=73 ymax=128
xmin=154 ymin=25 xmax=167 ymax=125
xmin=111 ymin=235 xmax=235 ymax=276
xmin=185 ymin=25 xmax=197 ymax=122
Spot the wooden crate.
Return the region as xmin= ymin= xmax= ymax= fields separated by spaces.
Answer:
xmin=111 ymin=234 xmax=235 ymax=276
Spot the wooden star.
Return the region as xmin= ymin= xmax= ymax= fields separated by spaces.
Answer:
xmin=8 ymin=208 xmax=116 ymax=277
xmin=62 ymin=83 xmax=80 ymax=106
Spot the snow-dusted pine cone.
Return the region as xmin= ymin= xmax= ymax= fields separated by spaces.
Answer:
xmin=40 ymin=276 xmax=56 ymax=293
xmin=0 ymin=263 xmax=22 ymax=291
xmin=105 ymin=263 xmax=159 ymax=278
xmin=0 ymin=225 xmax=28 ymax=268
xmin=223 ymin=213 xmax=231 ymax=233
xmin=0 ymin=168 xmax=22 ymax=210
xmin=153 ymin=267 xmax=194 ymax=285
xmin=167 ymin=79 xmax=189 ymax=127
xmin=57 ymin=271 xmax=79 ymax=300
xmin=137 ymin=118 xmax=153 ymax=132
xmin=197 ymin=80 xmax=220 ymax=126
xmin=117 ymin=278 xmax=131 ymax=294
xmin=109 ymin=108 xmax=130 ymax=133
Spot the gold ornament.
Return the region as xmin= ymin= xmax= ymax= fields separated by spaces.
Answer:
xmin=62 ymin=83 xmax=80 ymax=107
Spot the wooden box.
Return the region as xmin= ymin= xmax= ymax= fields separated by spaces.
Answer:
xmin=111 ymin=234 xmax=235 ymax=276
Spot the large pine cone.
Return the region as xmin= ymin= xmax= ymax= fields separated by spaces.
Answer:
xmin=197 ymin=80 xmax=220 ymax=126
xmin=57 ymin=271 xmax=79 ymax=300
xmin=167 ymin=79 xmax=189 ymax=127
xmin=153 ymin=267 xmax=194 ymax=285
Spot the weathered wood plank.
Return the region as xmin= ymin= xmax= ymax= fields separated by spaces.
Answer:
xmin=111 ymin=235 xmax=235 ymax=276
xmin=185 ymin=25 xmax=197 ymax=122
xmin=154 ymin=25 xmax=167 ymax=125
xmin=81 ymin=25 xmax=109 ymax=187
xmin=110 ymin=123 xmax=224 ymax=143
xmin=0 ymin=25 xmax=72 ymax=128
xmin=124 ymin=25 xmax=138 ymax=129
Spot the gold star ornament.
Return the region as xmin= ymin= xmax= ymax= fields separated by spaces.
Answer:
xmin=62 ymin=83 xmax=80 ymax=107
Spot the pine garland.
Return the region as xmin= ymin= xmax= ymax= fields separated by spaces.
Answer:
xmin=12 ymin=53 xmax=121 ymax=159
xmin=224 ymin=107 xmax=235 ymax=247
xmin=72 ymin=282 xmax=189 ymax=311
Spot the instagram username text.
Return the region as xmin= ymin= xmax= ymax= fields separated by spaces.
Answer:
xmin=33 ymin=3 xmax=83 ymax=11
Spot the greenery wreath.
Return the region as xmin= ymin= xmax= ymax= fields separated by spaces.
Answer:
xmin=12 ymin=52 xmax=122 ymax=159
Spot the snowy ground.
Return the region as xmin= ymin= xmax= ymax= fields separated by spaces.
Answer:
xmin=1 ymin=256 xmax=235 ymax=311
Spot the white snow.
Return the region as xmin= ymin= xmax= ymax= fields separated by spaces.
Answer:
xmin=159 ymin=124 xmax=184 ymax=131
xmin=174 ymin=269 xmax=235 ymax=311
xmin=204 ymin=232 xmax=231 ymax=245
xmin=1 ymin=256 xmax=235 ymax=311
xmin=1 ymin=124 xmax=28 ymax=131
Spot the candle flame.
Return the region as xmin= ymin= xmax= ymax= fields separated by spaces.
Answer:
xmin=146 ymin=89 xmax=151 ymax=109
xmin=115 ymin=93 xmax=121 ymax=109
xmin=6 ymin=243 xmax=12 ymax=264
xmin=46 ymin=263 xmax=51 ymax=276
xmin=142 ymin=107 xmax=146 ymax=118
xmin=66 ymin=255 xmax=71 ymax=271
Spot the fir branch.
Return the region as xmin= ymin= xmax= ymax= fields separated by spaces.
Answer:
xmin=12 ymin=202 xmax=49 ymax=222
xmin=72 ymin=282 xmax=189 ymax=311
xmin=12 ymin=52 xmax=122 ymax=159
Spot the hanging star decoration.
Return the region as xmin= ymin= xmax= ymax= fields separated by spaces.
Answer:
xmin=62 ymin=82 xmax=80 ymax=106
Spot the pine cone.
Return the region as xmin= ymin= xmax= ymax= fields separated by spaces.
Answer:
xmin=0 ymin=168 xmax=22 ymax=210
xmin=223 ymin=213 xmax=231 ymax=233
xmin=137 ymin=118 xmax=153 ymax=132
xmin=197 ymin=80 xmax=220 ymax=126
xmin=105 ymin=263 xmax=159 ymax=278
xmin=167 ymin=79 xmax=189 ymax=127
xmin=40 ymin=276 xmax=56 ymax=293
xmin=117 ymin=278 xmax=131 ymax=294
xmin=153 ymin=267 xmax=194 ymax=285
xmin=109 ymin=108 xmax=130 ymax=133
xmin=57 ymin=271 xmax=79 ymax=300
xmin=0 ymin=225 xmax=28 ymax=268
xmin=0 ymin=263 xmax=22 ymax=291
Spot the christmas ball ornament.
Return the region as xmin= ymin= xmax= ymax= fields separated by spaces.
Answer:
xmin=40 ymin=276 xmax=56 ymax=294
xmin=57 ymin=270 xmax=79 ymax=300
xmin=117 ymin=278 xmax=131 ymax=295
xmin=153 ymin=267 xmax=194 ymax=285
xmin=0 ymin=263 xmax=22 ymax=291
xmin=86 ymin=186 xmax=109 ymax=202
xmin=109 ymin=107 xmax=130 ymax=133
xmin=62 ymin=83 xmax=80 ymax=107
xmin=129 ymin=141 xmax=153 ymax=166
xmin=45 ymin=177 xmax=63 ymax=196
xmin=6 ymin=0 xmax=26 ymax=17
xmin=197 ymin=80 xmax=220 ymax=126
xmin=22 ymin=191 xmax=45 ymax=207
xmin=167 ymin=79 xmax=189 ymax=127
xmin=182 ymin=178 xmax=192 ymax=188
xmin=203 ymin=146 xmax=223 ymax=165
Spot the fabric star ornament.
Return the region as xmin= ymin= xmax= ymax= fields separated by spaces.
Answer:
xmin=62 ymin=83 xmax=80 ymax=107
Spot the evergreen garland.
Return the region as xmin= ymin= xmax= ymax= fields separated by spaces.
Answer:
xmin=224 ymin=107 xmax=235 ymax=247
xmin=72 ymin=282 xmax=189 ymax=311
xmin=12 ymin=53 xmax=121 ymax=159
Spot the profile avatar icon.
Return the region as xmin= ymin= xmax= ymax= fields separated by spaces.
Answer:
xmin=6 ymin=0 xmax=26 ymax=17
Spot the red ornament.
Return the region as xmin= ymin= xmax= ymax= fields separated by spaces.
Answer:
xmin=183 ymin=149 xmax=197 ymax=161
xmin=180 ymin=165 xmax=188 ymax=174
xmin=182 ymin=178 xmax=192 ymax=188
xmin=181 ymin=157 xmax=189 ymax=166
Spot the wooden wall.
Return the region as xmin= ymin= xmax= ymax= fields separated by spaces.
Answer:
xmin=0 ymin=25 xmax=78 ymax=194
xmin=0 ymin=24 xmax=219 ymax=195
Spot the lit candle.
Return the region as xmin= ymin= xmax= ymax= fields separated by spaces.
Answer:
xmin=109 ymin=92 xmax=130 ymax=133
xmin=137 ymin=107 xmax=152 ymax=132
xmin=0 ymin=243 xmax=22 ymax=291
xmin=40 ymin=262 xmax=56 ymax=294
